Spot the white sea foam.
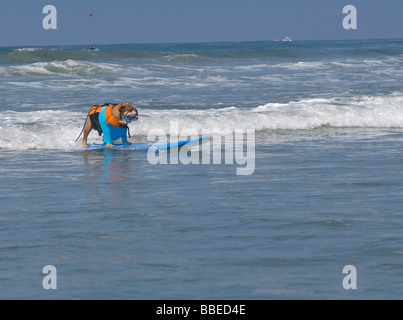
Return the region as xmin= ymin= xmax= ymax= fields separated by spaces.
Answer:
xmin=234 ymin=64 xmax=269 ymax=71
xmin=251 ymin=95 xmax=403 ymax=129
xmin=163 ymin=53 xmax=212 ymax=63
xmin=273 ymin=57 xmax=401 ymax=71
xmin=14 ymin=47 xmax=43 ymax=52
xmin=1 ymin=94 xmax=403 ymax=151
xmin=0 ymin=60 xmax=130 ymax=77
xmin=274 ymin=61 xmax=328 ymax=70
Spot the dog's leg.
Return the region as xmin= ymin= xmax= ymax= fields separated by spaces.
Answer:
xmin=122 ymin=131 xmax=131 ymax=145
xmin=82 ymin=117 xmax=93 ymax=148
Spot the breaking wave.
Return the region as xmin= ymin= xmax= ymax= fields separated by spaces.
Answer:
xmin=1 ymin=94 xmax=403 ymax=150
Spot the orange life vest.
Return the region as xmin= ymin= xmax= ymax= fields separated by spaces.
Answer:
xmin=89 ymin=104 xmax=130 ymax=138
xmin=89 ymin=105 xmax=104 ymax=116
xmin=103 ymin=104 xmax=129 ymax=129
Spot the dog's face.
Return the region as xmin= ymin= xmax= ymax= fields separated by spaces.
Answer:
xmin=117 ymin=103 xmax=139 ymax=123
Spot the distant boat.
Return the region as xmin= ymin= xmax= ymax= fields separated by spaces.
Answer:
xmin=283 ymin=37 xmax=292 ymax=42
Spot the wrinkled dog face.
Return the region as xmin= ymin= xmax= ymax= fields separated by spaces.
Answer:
xmin=118 ymin=103 xmax=139 ymax=123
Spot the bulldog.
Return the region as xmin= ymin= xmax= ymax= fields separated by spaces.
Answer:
xmin=76 ymin=103 xmax=139 ymax=148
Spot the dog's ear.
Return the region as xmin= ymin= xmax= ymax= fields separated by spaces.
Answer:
xmin=118 ymin=103 xmax=126 ymax=112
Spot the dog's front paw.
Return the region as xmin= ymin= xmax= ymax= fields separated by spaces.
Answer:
xmin=105 ymin=143 xmax=114 ymax=148
xmin=82 ymin=143 xmax=88 ymax=148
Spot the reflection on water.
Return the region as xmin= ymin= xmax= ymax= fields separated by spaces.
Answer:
xmin=82 ymin=149 xmax=141 ymax=208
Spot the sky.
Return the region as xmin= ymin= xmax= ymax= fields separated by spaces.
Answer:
xmin=0 ymin=0 xmax=403 ymax=47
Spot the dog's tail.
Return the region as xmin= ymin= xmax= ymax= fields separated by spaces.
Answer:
xmin=75 ymin=126 xmax=85 ymax=142
xmin=75 ymin=109 xmax=92 ymax=142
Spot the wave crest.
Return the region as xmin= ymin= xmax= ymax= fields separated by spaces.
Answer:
xmin=0 ymin=60 xmax=119 ymax=77
xmin=1 ymin=94 xmax=403 ymax=150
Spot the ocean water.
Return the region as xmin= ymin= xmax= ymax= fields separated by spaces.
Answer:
xmin=0 ymin=40 xmax=403 ymax=299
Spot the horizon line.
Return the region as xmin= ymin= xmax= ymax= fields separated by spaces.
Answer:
xmin=1 ymin=37 xmax=403 ymax=49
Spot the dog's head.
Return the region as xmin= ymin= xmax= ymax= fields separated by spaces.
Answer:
xmin=116 ymin=103 xmax=139 ymax=123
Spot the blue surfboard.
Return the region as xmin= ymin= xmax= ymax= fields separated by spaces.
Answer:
xmin=83 ymin=136 xmax=210 ymax=151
